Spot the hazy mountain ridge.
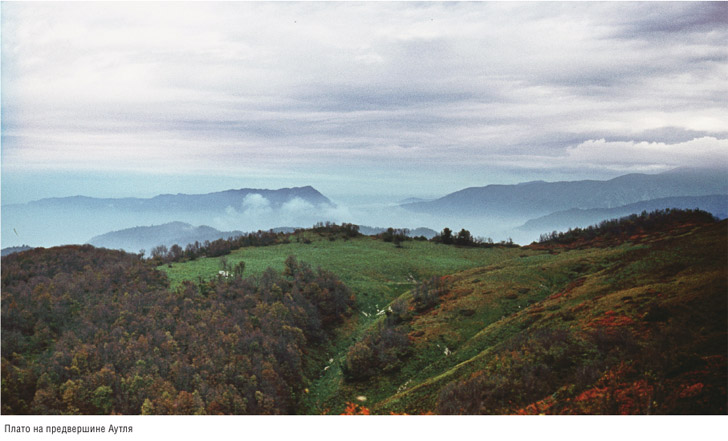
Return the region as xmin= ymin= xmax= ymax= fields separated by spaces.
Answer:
xmin=2 ymin=186 xmax=336 ymax=248
xmin=1 ymin=245 xmax=33 ymax=257
xmin=87 ymin=222 xmax=244 ymax=253
xmin=5 ymin=169 xmax=727 ymax=249
xmin=402 ymin=168 xmax=728 ymax=218
xmin=15 ymin=185 xmax=333 ymax=212
xmin=518 ymin=194 xmax=728 ymax=234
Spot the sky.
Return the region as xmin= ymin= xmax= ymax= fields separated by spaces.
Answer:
xmin=2 ymin=1 xmax=728 ymax=205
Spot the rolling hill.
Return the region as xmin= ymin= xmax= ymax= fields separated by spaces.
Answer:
xmin=158 ymin=211 xmax=726 ymax=414
xmin=372 ymin=216 xmax=726 ymax=414
xmin=518 ymin=194 xmax=728 ymax=235
xmin=323 ymin=215 xmax=727 ymax=414
xmin=87 ymin=222 xmax=244 ymax=253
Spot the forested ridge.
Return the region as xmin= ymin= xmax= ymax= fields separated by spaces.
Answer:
xmin=534 ymin=208 xmax=718 ymax=247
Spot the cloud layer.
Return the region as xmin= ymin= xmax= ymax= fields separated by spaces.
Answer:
xmin=2 ymin=2 xmax=727 ymax=200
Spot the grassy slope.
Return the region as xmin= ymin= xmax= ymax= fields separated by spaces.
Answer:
xmin=162 ymin=235 xmax=528 ymax=315
xmin=374 ymin=221 xmax=727 ymax=414
xmin=160 ymin=222 xmax=727 ymax=414
xmin=334 ymin=244 xmax=627 ymax=412
xmin=160 ymin=235 xmax=531 ymax=412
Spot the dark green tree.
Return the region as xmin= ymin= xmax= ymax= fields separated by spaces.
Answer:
xmin=441 ymin=228 xmax=453 ymax=245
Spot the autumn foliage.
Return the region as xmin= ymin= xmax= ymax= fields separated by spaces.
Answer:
xmin=340 ymin=402 xmax=371 ymax=415
xmin=2 ymin=246 xmax=354 ymax=414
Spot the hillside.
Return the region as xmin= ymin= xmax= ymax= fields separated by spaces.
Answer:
xmin=328 ymin=216 xmax=727 ymax=414
xmin=160 ymin=212 xmax=727 ymax=414
xmin=518 ymin=194 xmax=728 ymax=234
xmin=1 ymin=245 xmax=353 ymax=415
xmin=402 ymin=168 xmax=727 ymax=218
xmin=87 ymin=221 xmax=244 ymax=252
xmin=161 ymin=228 xmax=522 ymax=296
xmin=2 ymin=211 xmax=725 ymax=415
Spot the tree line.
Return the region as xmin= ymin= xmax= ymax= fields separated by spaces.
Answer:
xmin=537 ymin=209 xmax=718 ymax=245
xmin=147 ymin=223 xmax=366 ymax=265
xmin=147 ymin=229 xmax=289 ymax=265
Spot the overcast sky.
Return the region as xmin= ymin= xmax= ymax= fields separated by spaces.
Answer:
xmin=2 ymin=1 xmax=727 ymax=204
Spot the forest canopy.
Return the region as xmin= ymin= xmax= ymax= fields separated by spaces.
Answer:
xmin=1 ymin=246 xmax=353 ymax=414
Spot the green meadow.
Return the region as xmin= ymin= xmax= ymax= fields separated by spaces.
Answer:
xmin=160 ymin=234 xmax=537 ymax=412
xmin=162 ymin=236 xmax=530 ymax=312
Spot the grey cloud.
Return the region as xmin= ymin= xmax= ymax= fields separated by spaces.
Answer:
xmin=611 ymin=2 xmax=728 ymax=38
xmin=3 ymin=1 xmax=727 ymax=191
xmin=295 ymin=87 xmax=480 ymax=113
xmin=608 ymin=127 xmax=728 ymax=145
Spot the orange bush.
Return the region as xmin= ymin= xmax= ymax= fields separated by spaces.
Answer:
xmin=340 ymin=402 xmax=371 ymax=415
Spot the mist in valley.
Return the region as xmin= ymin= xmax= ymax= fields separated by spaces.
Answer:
xmin=1 ymin=192 xmax=531 ymax=252
xmin=5 ymin=166 xmax=727 ymax=252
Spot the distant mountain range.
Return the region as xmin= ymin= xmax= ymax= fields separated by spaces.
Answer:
xmin=2 ymin=186 xmax=335 ymax=248
xmin=402 ymin=168 xmax=727 ymax=218
xmin=517 ymin=194 xmax=728 ymax=234
xmin=5 ymin=169 xmax=728 ymax=249
xmin=87 ymin=222 xmax=245 ymax=253
xmin=17 ymin=186 xmax=333 ymax=212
